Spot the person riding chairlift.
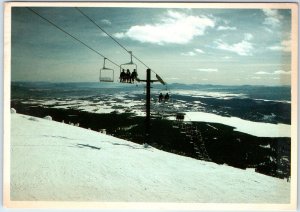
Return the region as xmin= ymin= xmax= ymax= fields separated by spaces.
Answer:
xmin=120 ymin=69 xmax=126 ymax=82
xmin=159 ymin=93 xmax=164 ymax=102
xmin=164 ymin=93 xmax=170 ymax=101
xmin=131 ymin=69 xmax=138 ymax=83
xmin=126 ymin=69 xmax=131 ymax=83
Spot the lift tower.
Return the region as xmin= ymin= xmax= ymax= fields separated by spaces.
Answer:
xmin=137 ymin=69 xmax=165 ymax=143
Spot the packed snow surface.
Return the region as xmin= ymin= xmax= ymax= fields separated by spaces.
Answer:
xmin=11 ymin=114 xmax=290 ymax=202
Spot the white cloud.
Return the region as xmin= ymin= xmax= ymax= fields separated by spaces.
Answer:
xmin=273 ymin=70 xmax=291 ymax=75
xmin=244 ymin=33 xmax=253 ymax=41
xmin=255 ymin=70 xmax=291 ymax=75
xmin=101 ymin=19 xmax=112 ymax=25
xmin=196 ymin=68 xmax=218 ymax=72
xmin=268 ymin=46 xmax=282 ymax=51
xmin=114 ymin=32 xmax=125 ymax=38
xmin=194 ymin=48 xmax=204 ymax=53
xmin=217 ymin=26 xmax=237 ymax=31
xmin=255 ymin=71 xmax=270 ymax=75
xmin=268 ymin=39 xmax=291 ymax=52
xmin=166 ymin=77 xmax=180 ymax=80
xmin=181 ymin=51 xmax=196 ymax=56
xmin=113 ymin=10 xmax=215 ymax=45
xmin=214 ymin=33 xmax=254 ymax=56
xmin=251 ymin=76 xmax=262 ymax=79
xmin=262 ymin=9 xmax=283 ymax=27
xmin=181 ymin=48 xmax=205 ymax=56
xmin=100 ymin=32 xmax=109 ymax=37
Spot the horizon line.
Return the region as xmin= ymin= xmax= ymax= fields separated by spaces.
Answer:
xmin=11 ymin=80 xmax=291 ymax=87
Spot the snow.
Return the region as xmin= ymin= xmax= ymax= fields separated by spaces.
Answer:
xmin=173 ymin=90 xmax=247 ymax=99
xmin=174 ymin=112 xmax=291 ymax=138
xmin=43 ymin=115 xmax=52 ymax=121
xmin=260 ymin=144 xmax=271 ymax=149
xmin=10 ymin=113 xmax=290 ymax=203
xmin=31 ymin=98 xmax=146 ymax=116
xmin=254 ymin=98 xmax=291 ymax=104
xmin=10 ymin=108 xmax=16 ymax=114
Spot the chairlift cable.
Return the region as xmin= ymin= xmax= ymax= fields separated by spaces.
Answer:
xmin=75 ymin=7 xmax=158 ymax=74
xmin=75 ymin=7 xmax=167 ymax=84
xmin=28 ymin=7 xmax=165 ymax=84
xmin=27 ymin=7 xmax=120 ymax=68
xmin=75 ymin=7 xmax=130 ymax=55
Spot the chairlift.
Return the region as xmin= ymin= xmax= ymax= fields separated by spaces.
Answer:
xmin=157 ymin=90 xmax=171 ymax=103
xmin=99 ymin=58 xmax=114 ymax=82
xmin=176 ymin=113 xmax=185 ymax=122
xmin=120 ymin=51 xmax=138 ymax=83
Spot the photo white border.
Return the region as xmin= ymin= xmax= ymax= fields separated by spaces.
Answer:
xmin=2 ymin=1 xmax=298 ymax=211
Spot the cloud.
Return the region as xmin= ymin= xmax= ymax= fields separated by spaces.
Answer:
xmin=196 ymin=68 xmax=218 ymax=72
xmin=181 ymin=51 xmax=196 ymax=56
xmin=101 ymin=19 xmax=112 ymax=25
xmin=255 ymin=71 xmax=269 ymax=75
xmin=251 ymin=76 xmax=262 ymax=79
xmin=181 ymin=48 xmax=205 ymax=56
xmin=262 ymin=9 xmax=283 ymax=27
xmin=217 ymin=26 xmax=237 ymax=31
xmin=100 ymin=32 xmax=109 ymax=37
xmin=114 ymin=32 xmax=124 ymax=38
xmin=273 ymin=70 xmax=291 ymax=75
xmin=166 ymin=77 xmax=180 ymax=81
xmin=194 ymin=48 xmax=204 ymax=53
xmin=268 ymin=39 xmax=291 ymax=52
xmin=113 ymin=10 xmax=215 ymax=45
xmin=268 ymin=46 xmax=281 ymax=51
xmin=214 ymin=33 xmax=254 ymax=56
xmin=244 ymin=33 xmax=253 ymax=41
xmin=255 ymin=70 xmax=291 ymax=75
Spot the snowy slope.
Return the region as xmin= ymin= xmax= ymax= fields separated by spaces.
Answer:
xmin=10 ymin=113 xmax=290 ymax=203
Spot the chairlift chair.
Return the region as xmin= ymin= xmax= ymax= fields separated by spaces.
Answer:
xmin=120 ymin=51 xmax=138 ymax=83
xmin=157 ymin=87 xmax=171 ymax=103
xmin=99 ymin=58 xmax=114 ymax=82
xmin=176 ymin=113 xmax=185 ymax=122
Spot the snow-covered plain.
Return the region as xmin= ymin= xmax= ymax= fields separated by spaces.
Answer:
xmin=19 ymin=93 xmax=291 ymax=138
xmin=172 ymin=89 xmax=247 ymax=99
xmin=178 ymin=112 xmax=291 ymax=138
xmin=11 ymin=113 xmax=290 ymax=203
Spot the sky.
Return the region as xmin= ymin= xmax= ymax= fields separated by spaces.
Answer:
xmin=11 ymin=6 xmax=292 ymax=85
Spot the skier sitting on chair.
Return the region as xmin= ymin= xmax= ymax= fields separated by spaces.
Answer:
xmin=120 ymin=69 xmax=126 ymax=82
xmin=126 ymin=69 xmax=131 ymax=83
xmin=131 ymin=69 xmax=138 ymax=83
xmin=164 ymin=93 xmax=170 ymax=101
xmin=159 ymin=93 xmax=164 ymax=102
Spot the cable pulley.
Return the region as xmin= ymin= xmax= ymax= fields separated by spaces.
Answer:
xmin=156 ymin=74 xmax=166 ymax=85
